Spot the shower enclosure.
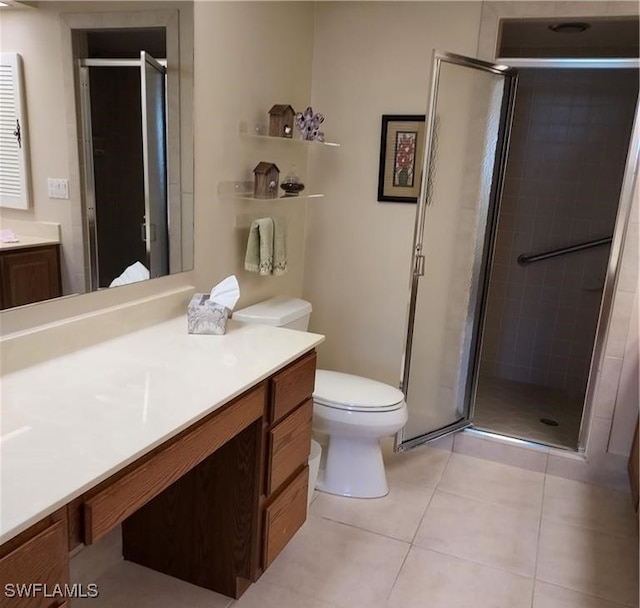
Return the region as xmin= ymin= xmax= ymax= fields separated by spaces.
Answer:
xmin=398 ymin=51 xmax=640 ymax=452
xmin=474 ymin=64 xmax=639 ymax=449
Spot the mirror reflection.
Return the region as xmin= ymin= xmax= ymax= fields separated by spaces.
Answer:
xmin=0 ymin=2 xmax=194 ymax=311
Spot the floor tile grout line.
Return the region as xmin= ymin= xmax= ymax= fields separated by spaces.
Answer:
xmin=381 ymin=446 xmax=449 ymax=606
xmin=408 ymin=543 xmax=537 ymax=581
xmin=432 ymin=484 xmax=544 ymax=515
xmin=433 ymin=445 xmax=454 ymax=488
xmin=530 ymin=471 xmax=548 ymax=608
xmin=308 ymin=512 xmax=414 ymax=546
xmin=408 ymin=484 xmax=437 ymax=546
xmin=539 ymin=512 xmax=638 ymax=540
xmin=382 ymin=539 xmax=413 ymax=606
xmin=544 ymin=471 xmax=636 ymax=497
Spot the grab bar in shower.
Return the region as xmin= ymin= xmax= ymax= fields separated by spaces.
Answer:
xmin=517 ymin=236 xmax=613 ymax=266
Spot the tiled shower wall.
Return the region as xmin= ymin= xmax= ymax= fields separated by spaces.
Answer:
xmin=480 ymin=68 xmax=638 ymax=400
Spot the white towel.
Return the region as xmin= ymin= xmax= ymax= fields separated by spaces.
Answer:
xmin=109 ymin=261 xmax=150 ymax=287
xmin=244 ymin=217 xmax=287 ymax=276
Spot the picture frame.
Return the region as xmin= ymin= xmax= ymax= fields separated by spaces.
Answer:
xmin=377 ymin=114 xmax=426 ymax=203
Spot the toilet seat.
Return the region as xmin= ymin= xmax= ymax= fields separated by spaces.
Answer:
xmin=314 ymin=370 xmax=405 ymax=413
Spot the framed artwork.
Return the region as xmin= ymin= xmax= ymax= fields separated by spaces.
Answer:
xmin=377 ymin=114 xmax=426 ymax=203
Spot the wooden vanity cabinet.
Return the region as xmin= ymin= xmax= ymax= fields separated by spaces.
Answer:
xmin=260 ymin=350 xmax=316 ymax=571
xmin=0 ymin=350 xmax=317 ymax=604
xmin=0 ymin=245 xmax=62 ymax=310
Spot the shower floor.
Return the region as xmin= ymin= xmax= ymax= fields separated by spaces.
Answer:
xmin=473 ymin=375 xmax=584 ymax=450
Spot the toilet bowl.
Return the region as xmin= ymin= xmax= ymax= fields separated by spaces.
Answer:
xmin=313 ymin=370 xmax=407 ymax=498
xmin=233 ymin=296 xmax=408 ymax=499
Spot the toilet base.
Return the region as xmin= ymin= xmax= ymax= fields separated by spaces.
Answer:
xmin=317 ymin=435 xmax=388 ymax=498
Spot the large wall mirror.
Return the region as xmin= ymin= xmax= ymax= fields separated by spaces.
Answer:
xmin=0 ymin=1 xmax=194 ymax=311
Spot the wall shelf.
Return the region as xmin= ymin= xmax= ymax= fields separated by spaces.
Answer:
xmin=224 ymin=122 xmax=338 ymax=202
xmin=218 ymin=181 xmax=324 ymax=201
xmin=232 ymin=193 xmax=325 ymax=202
xmin=238 ymin=122 xmax=340 ymax=147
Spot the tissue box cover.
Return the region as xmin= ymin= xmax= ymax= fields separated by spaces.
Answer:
xmin=187 ymin=293 xmax=229 ymax=335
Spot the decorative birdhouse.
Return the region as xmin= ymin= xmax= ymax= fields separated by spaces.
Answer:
xmin=253 ymin=162 xmax=280 ymax=199
xmin=268 ymin=104 xmax=295 ymax=138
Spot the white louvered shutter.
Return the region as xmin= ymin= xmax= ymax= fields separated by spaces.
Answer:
xmin=0 ymin=52 xmax=30 ymax=209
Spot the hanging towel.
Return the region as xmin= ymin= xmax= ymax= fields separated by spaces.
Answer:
xmin=272 ymin=217 xmax=287 ymax=276
xmin=245 ymin=218 xmax=274 ymax=275
xmin=244 ymin=217 xmax=288 ymax=276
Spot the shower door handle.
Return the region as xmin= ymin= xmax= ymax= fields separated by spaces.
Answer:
xmin=141 ymin=221 xmax=157 ymax=243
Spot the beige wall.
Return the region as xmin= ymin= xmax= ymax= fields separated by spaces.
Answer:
xmin=1 ymin=5 xmax=79 ymax=293
xmin=304 ymin=2 xmax=483 ymax=384
xmin=192 ymin=1 xmax=315 ymax=307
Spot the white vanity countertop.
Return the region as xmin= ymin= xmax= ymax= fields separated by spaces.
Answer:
xmin=0 ymin=316 xmax=324 ymax=544
xmin=0 ymin=235 xmax=61 ymax=251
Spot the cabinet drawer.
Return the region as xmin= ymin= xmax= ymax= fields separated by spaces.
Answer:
xmin=84 ymin=385 xmax=265 ymax=544
xmin=268 ymin=399 xmax=312 ymax=495
xmin=263 ymin=466 xmax=309 ymax=569
xmin=0 ymin=520 xmax=68 ymax=608
xmin=270 ymin=351 xmax=316 ymax=424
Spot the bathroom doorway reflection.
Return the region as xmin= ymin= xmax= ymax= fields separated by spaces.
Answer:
xmin=77 ymin=28 xmax=168 ymax=289
xmin=473 ymin=64 xmax=639 ymax=450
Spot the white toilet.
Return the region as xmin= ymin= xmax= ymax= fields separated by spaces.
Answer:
xmin=233 ymin=296 xmax=408 ymax=499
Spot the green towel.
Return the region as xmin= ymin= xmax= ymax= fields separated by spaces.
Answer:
xmin=272 ymin=217 xmax=287 ymax=276
xmin=244 ymin=218 xmax=273 ymax=275
xmin=244 ymin=217 xmax=287 ymax=276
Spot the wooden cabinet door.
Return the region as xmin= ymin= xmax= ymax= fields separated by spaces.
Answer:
xmin=0 ymin=520 xmax=68 ymax=608
xmin=0 ymin=245 xmax=61 ymax=309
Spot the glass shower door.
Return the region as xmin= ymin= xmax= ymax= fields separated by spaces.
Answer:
xmin=398 ymin=52 xmax=517 ymax=449
xmin=140 ymin=51 xmax=168 ymax=278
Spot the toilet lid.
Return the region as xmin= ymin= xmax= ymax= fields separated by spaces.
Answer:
xmin=313 ymin=370 xmax=405 ymax=412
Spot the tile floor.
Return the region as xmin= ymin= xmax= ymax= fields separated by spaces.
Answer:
xmin=474 ymin=375 xmax=585 ymax=449
xmin=74 ymin=445 xmax=639 ymax=608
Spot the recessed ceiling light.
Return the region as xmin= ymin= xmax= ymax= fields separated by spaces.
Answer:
xmin=548 ymin=22 xmax=591 ymax=34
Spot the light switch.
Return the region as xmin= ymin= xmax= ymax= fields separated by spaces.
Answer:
xmin=47 ymin=178 xmax=69 ymax=199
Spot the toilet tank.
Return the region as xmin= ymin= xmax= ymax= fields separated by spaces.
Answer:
xmin=233 ymin=296 xmax=312 ymax=331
